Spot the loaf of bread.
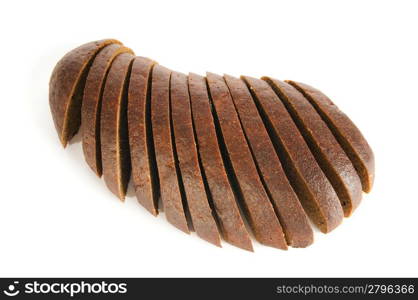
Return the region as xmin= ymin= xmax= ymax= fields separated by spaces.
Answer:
xmin=49 ymin=39 xmax=375 ymax=250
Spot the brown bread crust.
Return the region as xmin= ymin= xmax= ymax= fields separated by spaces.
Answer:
xmin=286 ymin=81 xmax=375 ymax=193
xmin=151 ymin=65 xmax=189 ymax=234
xmin=188 ymin=73 xmax=253 ymax=251
xmin=100 ymin=53 xmax=135 ymax=200
xmin=81 ymin=44 xmax=134 ymax=177
xmin=265 ymin=78 xmax=363 ymax=217
xmin=49 ymin=39 xmax=121 ymax=147
xmin=171 ymin=72 xmax=221 ymax=246
xmin=242 ymin=76 xmax=343 ymax=233
xmin=127 ymin=57 xmax=159 ymax=216
xmin=207 ymin=72 xmax=287 ymax=250
xmin=224 ymin=75 xmax=313 ymax=247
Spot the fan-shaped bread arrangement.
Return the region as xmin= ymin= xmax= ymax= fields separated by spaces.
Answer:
xmin=49 ymin=39 xmax=374 ymax=251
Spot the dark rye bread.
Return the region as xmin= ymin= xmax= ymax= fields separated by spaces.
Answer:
xmin=188 ymin=73 xmax=253 ymax=251
xmin=171 ymin=72 xmax=221 ymax=246
xmin=81 ymin=44 xmax=134 ymax=177
xmin=224 ymin=74 xmax=313 ymax=247
xmin=265 ymin=78 xmax=363 ymax=217
xmin=151 ymin=65 xmax=189 ymax=233
xmin=242 ymin=76 xmax=343 ymax=233
xmin=287 ymin=81 xmax=375 ymax=193
xmin=206 ymin=72 xmax=287 ymax=249
xmin=128 ymin=57 xmax=159 ymax=216
xmin=100 ymin=53 xmax=135 ymax=200
xmin=49 ymin=39 xmax=121 ymax=147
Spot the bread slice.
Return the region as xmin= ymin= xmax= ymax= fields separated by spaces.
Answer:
xmin=81 ymin=44 xmax=134 ymax=177
xmin=188 ymin=73 xmax=253 ymax=251
xmin=242 ymin=76 xmax=343 ymax=233
xmin=170 ymin=72 xmax=221 ymax=246
xmin=224 ymin=74 xmax=313 ymax=247
xmin=206 ymin=72 xmax=287 ymax=250
xmin=287 ymin=81 xmax=375 ymax=193
xmin=100 ymin=53 xmax=135 ymax=200
xmin=49 ymin=39 xmax=121 ymax=147
xmin=265 ymin=78 xmax=363 ymax=217
xmin=151 ymin=65 xmax=189 ymax=234
xmin=127 ymin=57 xmax=159 ymax=216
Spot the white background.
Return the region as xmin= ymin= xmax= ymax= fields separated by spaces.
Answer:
xmin=0 ymin=0 xmax=417 ymax=277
